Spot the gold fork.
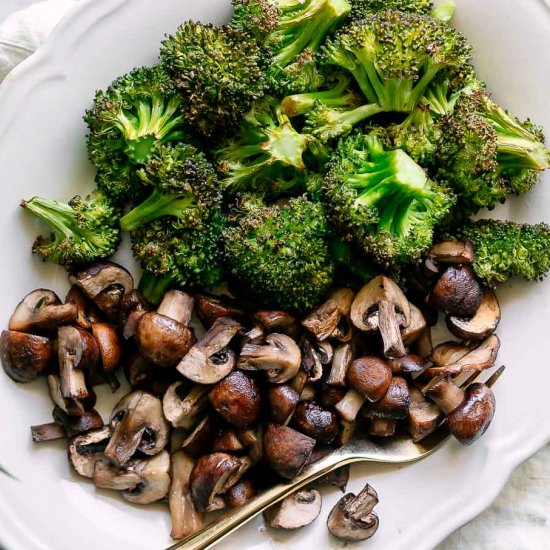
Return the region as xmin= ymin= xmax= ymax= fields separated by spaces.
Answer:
xmin=169 ymin=366 xmax=504 ymax=550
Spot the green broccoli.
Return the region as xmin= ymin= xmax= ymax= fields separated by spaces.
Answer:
xmin=160 ymin=22 xmax=265 ymax=139
xmin=348 ymin=0 xmax=433 ymax=21
xmin=217 ymin=96 xmax=328 ymax=197
xmin=231 ymin=0 xmax=351 ymax=95
xmin=322 ymin=132 xmax=454 ymax=268
xmin=431 ymin=0 xmax=456 ymax=22
xmin=454 ymin=219 xmax=550 ymax=287
xmin=84 ymin=66 xmax=186 ymax=203
xmin=119 ymin=143 xmax=220 ymax=231
xmin=322 ymin=10 xmax=472 ymax=113
xmin=131 ymin=210 xmax=226 ymax=291
xmin=223 ymin=195 xmax=335 ymax=311
xmin=138 ymin=270 xmax=176 ymax=306
xmin=437 ymin=86 xmax=550 ymax=215
xmin=21 ymin=191 xmax=121 ymax=268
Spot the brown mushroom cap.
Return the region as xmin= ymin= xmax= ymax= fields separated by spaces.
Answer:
xmin=320 ymin=385 xmax=348 ymax=408
xmin=447 ymin=383 xmax=496 ymax=445
xmin=91 ymin=323 xmax=122 ymax=374
xmin=364 ymin=376 xmax=410 ymax=420
xmin=291 ymin=401 xmax=339 ymax=444
xmin=388 ymin=354 xmax=425 ymax=375
xmin=408 ymin=386 xmax=443 ymax=443
xmin=9 ymin=289 xmax=77 ymax=333
xmin=0 ymin=330 xmax=52 ymax=382
xmin=300 ymin=338 xmax=323 ymax=383
xmin=226 ymin=479 xmax=256 ymax=508
xmin=251 ymin=310 xmax=300 ymax=339
xmin=427 ymin=265 xmax=482 ymax=316
xmin=327 ymin=484 xmax=379 ymax=542
xmin=446 ymin=291 xmax=501 ymax=341
xmin=428 ymin=240 xmax=475 ymax=264
xmin=65 ymin=285 xmax=102 ymax=330
xmin=263 ymin=489 xmax=322 ymax=529
xmin=346 ymin=357 xmax=392 ymax=402
xmin=189 ymin=452 xmax=243 ymax=513
xmin=68 ymin=426 xmax=111 ymax=478
xmin=104 ymin=391 xmax=169 ymax=467
xmin=181 ymin=416 xmax=214 ymax=458
xmin=423 ymin=375 xmax=465 ymax=414
xmin=70 ymin=261 xmax=134 ymax=316
xmin=52 ymin=406 xmax=104 ymax=437
xmin=267 ymin=384 xmax=299 ymax=424
xmin=213 ymin=425 xmax=245 ymax=453
xmin=264 ymin=424 xmax=315 ymax=479
xmin=401 ymin=303 xmax=428 ymax=346
xmin=238 ymin=333 xmax=301 ymax=384
xmin=195 ymin=293 xmax=244 ymax=328
xmin=209 ymin=371 xmax=262 ymax=428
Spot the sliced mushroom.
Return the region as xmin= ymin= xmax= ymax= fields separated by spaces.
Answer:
xmin=163 ymin=382 xmax=208 ymax=430
xmin=302 ymin=288 xmax=355 ymax=341
xmin=70 ymin=261 xmax=134 ymax=317
xmin=401 ymin=303 xmax=428 ymax=346
xmin=58 ymin=326 xmax=99 ymax=399
xmin=251 ymin=310 xmax=300 ymax=340
xmin=238 ymin=333 xmax=301 ymax=384
xmin=388 ymin=354 xmax=426 ymax=375
xmin=9 ymin=289 xmax=77 ymax=333
xmin=52 ymin=406 xmax=104 ymax=437
xmin=426 ymin=335 xmax=500 ymax=377
xmin=124 ymin=354 xmax=176 ymax=397
xmin=181 ymin=416 xmax=214 ymax=458
xmin=169 ymin=451 xmax=204 ymax=540
xmin=226 ymin=479 xmax=256 ymax=508
xmin=95 ymin=451 xmax=171 ymax=504
xmin=289 ymin=369 xmax=309 ymax=395
xmin=267 ymin=384 xmax=299 ymax=424
xmin=68 ymin=426 xmax=111 ymax=478
xmin=264 ymin=489 xmax=322 ymax=529
xmin=137 ymin=290 xmax=196 ymax=367
xmin=237 ymin=427 xmax=263 ymax=464
xmin=30 ymin=421 xmax=66 ymax=442
xmin=300 ymin=338 xmax=323 ymax=382
xmin=91 ymin=323 xmax=122 ymax=374
xmin=264 ymin=424 xmax=315 ymax=479
xmin=291 ymin=401 xmax=339 ymax=444
xmin=0 ymin=330 xmax=51 ymax=382
xmin=408 ymin=386 xmax=443 ymax=442
xmin=213 ymin=425 xmax=245 ymax=453
xmin=350 ymin=276 xmax=411 ymax=357
xmin=446 ymin=291 xmax=501 ymax=341
xmin=48 ymin=373 xmax=96 ymax=417
xmin=241 ymin=325 xmax=265 ymax=346
xmin=209 ymin=370 xmax=262 ymax=428
xmin=65 ymin=285 xmax=101 ymax=330
xmin=414 ymin=328 xmax=433 ymax=359
xmin=195 ymin=293 xmax=244 ymax=328
xmin=428 ymin=240 xmax=475 ymax=264
xmin=104 ymin=391 xmax=169 ymax=467
xmin=426 ymin=265 xmax=482 ymax=316
xmin=327 ymin=484 xmax=379 ymax=542
xmin=189 ymin=452 xmax=243 ymax=513
xmin=314 ymin=340 xmax=333 ymax=365
xmin=334 ymin=389 xmax=366 ymax=422
xmin=325 ymin=343 xmax=353 ymax=387
xmin=346 ymin=357 xmax=392 ymax=402
xmin=177 ymin=317 xmax=241 ymax=384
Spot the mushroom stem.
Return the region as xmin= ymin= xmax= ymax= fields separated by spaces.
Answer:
xmin=378 ymin=300 xmax=406 ymax=358
xmin=157 ymin=290 xmax=195 ymax=325
xmin=335 ymin=389 xmax=365 ymax=422
xmin=30 ymin=421 xmax=66 ymax=442
xmin=423 ymin=376 xmax=465 ymax=414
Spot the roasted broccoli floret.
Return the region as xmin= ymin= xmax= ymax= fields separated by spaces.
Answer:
xmin=348 ymin=0 xmax=433 ymax=21
xmin=160 ymin=22 xmax=265 ymax=139
xmin=138 ymin=271 xmax=176 ymax=306
xmin=119 ymin=143 xmax=220 ymax=231
xmin=454 ymin=219 xmax=550 ymax=287
xmin=131 ymin=210 xmax=226 ymax=291
xmin=217 ymin=96 xmax=328 ymax=197
xmin=223 ymin=195 xmax=335 ymax=311
xmin=323 ymin=10 xmax=471 ymax=113
xmin=323 ymin=132 xmax=454 ymax=268
xmin=84 ymin=66 xmax=186 ymax=203
xmin=231 ymin=0 xmax=351 ymax=95
xmin=437 ymin=86 xmax=550 ymax=215
xmin=21 ymin=191 xmax=121 ymax=268
xmin=329 ymin=237 xmax=378 ymax=285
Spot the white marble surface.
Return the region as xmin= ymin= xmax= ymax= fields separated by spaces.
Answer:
xmin=0 ymin=1 xmax=548 ymax=549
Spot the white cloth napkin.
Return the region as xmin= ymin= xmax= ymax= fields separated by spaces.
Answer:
xmin=0 ymin=0 xmax=76 ymax=81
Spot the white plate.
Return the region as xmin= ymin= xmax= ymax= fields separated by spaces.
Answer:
xmin=0 ymin=1 xmax=549 ymax=549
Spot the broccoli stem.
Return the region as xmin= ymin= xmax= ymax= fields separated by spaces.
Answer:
xmin=329 ymin=238 xmax=377 ymax=282
xmin=119 ymin=189 xmax=198 ymax=231
xmin=138 ymin=270 xmax=175 ymax=305
xmin=20 ymin=197 xmax=77 ymax=240
xmin=432 ymin=0 xmax=456 ymax=22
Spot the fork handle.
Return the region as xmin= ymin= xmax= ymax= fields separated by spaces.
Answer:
xmin=167 ymin=453 xmax=355 ymax=550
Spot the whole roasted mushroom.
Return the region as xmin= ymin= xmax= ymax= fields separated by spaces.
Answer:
xmin=327 ymin=484 xmax=380 ymax=542
xmin=137 ymin=290 xmax=196 ymax=367
xmin=267 ymin=384 xmax=299 ymax=424
xmin=0 ymin=330 xmax=52 ymax=382
xmin=291 ymin=401 xmax=339 ymax=444
xmin=104 ymin=391 xmax=169 ymax=466
xmin=9 ymin=289 xmax=77 ymax=333
xmin=163 ymin=382 xmax=208 ymax=430
xmin=68 ymin=426 xmax=111 ymax=478
xmin=238 ymin=333 xmax=301 ymax=384
xmin=177 ymin=317 xmax=241 ymax=384
xmin=264 ymin=489 xmax=322 ymax=529
xmin=350 ymin=276 xmax=411 ymax=358
xmin=91 ymin=323 xmax=122 ymax=375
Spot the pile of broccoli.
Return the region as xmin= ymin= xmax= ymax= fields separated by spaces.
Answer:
xmin=20 ymin=0 xmax=550 ymax=310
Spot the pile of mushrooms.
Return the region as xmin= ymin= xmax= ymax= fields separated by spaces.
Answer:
xmin=0 ymin=244 xmax=502 ymax=542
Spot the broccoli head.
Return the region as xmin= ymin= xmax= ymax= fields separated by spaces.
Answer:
xmin=131 ymin=210 xmax=226 ymax=291
xmin=323 ymin=132 xmax=454 ymax=268
xmin=231 ymin=0 xmax=351 ymax=95
xmin=454 ymin=219 xmax=550 ymax=287
xmin=348 ymin=0 xmax=433 ymax=21
xmin=160 ymin=22 xmax=265 ymax=139
xmin=217 ymin=96 xmax=328 ymax=197
xmin=323 ymin=10 xmax=472 ymax=113
xmin=223 ymin=195 xmax=335 ymax=311
xmin=84 ymin=66 xmax=186 ymax=204
xmin=120 ymin=143 xmax=220 ymax=231
xmin=21 ymin=191 xmax=121 ymax=269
